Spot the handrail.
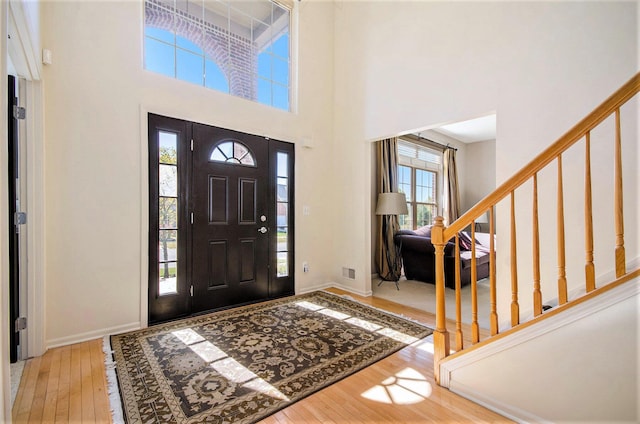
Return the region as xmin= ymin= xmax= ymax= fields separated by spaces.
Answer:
xmin=431 ymin=72 xmax=640 ymax=384
xmin=444 ymin=72 xmax=640 ymax=240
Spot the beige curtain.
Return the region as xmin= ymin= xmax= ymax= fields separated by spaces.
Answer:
xmin=443 ymin=148 xmax=460 ymax=225
xmin=375 ymin=138 xmax=402 ymax=281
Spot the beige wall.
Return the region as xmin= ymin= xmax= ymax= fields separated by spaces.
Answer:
xmin=461 ymin=140 xmax=495 ymax=214
xmin=333 ymin=1 xmax=638 ymax=314
xmin=41 ymin=0 xmax=336 ymax=346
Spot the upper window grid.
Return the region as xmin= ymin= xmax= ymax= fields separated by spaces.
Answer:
xmin=144 ymin=0 xmax=292 ymax=111
xmin=210 ymin=141 xmax=256 ymax=167
xmin=397 ymin=139 xmax=442 ymax=230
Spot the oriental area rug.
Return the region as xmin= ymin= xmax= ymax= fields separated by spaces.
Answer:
xmin=110 ymin=290 xmax=432 ymax=423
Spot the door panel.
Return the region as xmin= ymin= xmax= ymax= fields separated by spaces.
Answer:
xmin=208 ymin=176 xmax=228 ymax=223
xmin=190 ymin=124 xmax=270 ymax=313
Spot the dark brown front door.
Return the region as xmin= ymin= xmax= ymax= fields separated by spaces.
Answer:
xmin=190 ymin=124 xmax=270 ymax=312
xmin=148 ymin=114 xmax=295 ymax=324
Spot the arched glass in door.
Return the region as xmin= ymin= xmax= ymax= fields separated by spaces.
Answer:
xmin=210 ymin=141 xmax=256 ymax=166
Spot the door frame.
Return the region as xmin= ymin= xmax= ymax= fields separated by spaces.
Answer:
xmin=145 ymin=113 xmax=296 ymax=324
xmin=5 ymin=76 xmax=44 ymax=359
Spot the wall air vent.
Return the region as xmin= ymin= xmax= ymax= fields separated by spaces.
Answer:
xmin=342 ymin=267 xmax=355 ymax=280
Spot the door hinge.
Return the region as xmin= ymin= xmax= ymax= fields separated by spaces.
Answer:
xmin=190 ymin=212 xmax=194 ymax=224
xmin=191 ymin=139 xmax=194 ymax=151
xmin=15 ymin=211 xmax=27 ymax=225
xmin=190 ymin=285 xmax=194 ymax=297
xmin=13 ymin=106 xmax=26 ymax=120
xmin=15 ymin=316 xmax=27 ymax=332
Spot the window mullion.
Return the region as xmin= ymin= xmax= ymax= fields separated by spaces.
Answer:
xmin=412 ymin=167 xmax=417 ymax=230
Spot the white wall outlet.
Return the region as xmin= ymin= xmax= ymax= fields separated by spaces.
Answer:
xmin=303 ymin=262 xmax=309 ymax=273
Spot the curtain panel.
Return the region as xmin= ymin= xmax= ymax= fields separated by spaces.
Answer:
xmin=443 ymin=148 xmax=460 ymax=225
xmin=375 ymin=138 xmax=402 ymax=281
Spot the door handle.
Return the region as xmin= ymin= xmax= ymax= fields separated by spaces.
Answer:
xmin=258 ymin=227 xmax=268 ymax=234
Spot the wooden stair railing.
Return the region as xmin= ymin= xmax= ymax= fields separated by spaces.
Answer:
xmin=431 ymin=72 xmax=640 ymax=384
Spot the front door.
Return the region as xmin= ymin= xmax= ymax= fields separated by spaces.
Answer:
xmin=190 ymin=124 xmax=270 ymax=312
xmin=148 ymin=114 xmax=295 ymax=324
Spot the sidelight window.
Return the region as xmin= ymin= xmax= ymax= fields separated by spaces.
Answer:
xmin=158 ymin=131 xmax=179 ymax=295
xmin=276 ymin=152 xmax=289 ymax=277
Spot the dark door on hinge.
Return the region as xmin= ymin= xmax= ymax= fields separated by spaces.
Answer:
xmin=148 ymin=114 xmax=295 ymax=324
xmin=190 ymin=124 xmax=270 ymax=312
xmin=8 ymin=75 xmax=20 ymax=363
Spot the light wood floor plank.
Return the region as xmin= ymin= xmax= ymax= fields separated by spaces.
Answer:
xmin=12 ymin=362 xmax=28 ymax=421
xmin=13 ymin=288 xmax=510 ymax=423
xmin=13 ymin=356 xmax=41 ymax=423
xmin=80 ymin=341 xmax=96 ymax=422
xmin=54 ymin=345 xmax=72 ymax=424
xmin=90 ymin=339 xmax=112 ymax=423
xmin=41 ymin=347 xmax=62 ymax=423
xmin=68 ymin=343 xmax=84 ymax=423
xmin=27 ymin=349 xmax=52 ymax=423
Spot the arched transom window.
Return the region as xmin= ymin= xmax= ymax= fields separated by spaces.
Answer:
xmin=210 ymin=141 xmax=256 ymax=166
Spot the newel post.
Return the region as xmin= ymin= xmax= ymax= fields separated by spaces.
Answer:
xmin=431 ymin=216 xmax=450 ymax=384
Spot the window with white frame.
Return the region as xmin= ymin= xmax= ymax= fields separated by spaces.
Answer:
xmin=397 ymin=139 xmax=442 ymax=230
xmin=144 ymin=0 xmax=292 ymax=111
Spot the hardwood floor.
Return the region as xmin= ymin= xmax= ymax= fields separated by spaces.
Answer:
xmin=12 ymin=288 xmax=511 ymax=423
xmin=12 ymin=339 xmax=111 ymax=423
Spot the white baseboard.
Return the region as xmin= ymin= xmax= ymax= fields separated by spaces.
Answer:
xmin=332 ymin=283 xmax=372 ymax=297
xmin=296 ymin=281 xmax=335 ymax=294
xmin=297 ymin=281 xmax=373 ymax=297
xmin=46 ymin=322 xmax=141 ymax=350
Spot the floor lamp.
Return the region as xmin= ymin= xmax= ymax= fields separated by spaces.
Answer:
xmin=376 ymin=192 xmax=408 ymax=290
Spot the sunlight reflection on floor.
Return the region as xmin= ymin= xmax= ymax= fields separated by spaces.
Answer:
xmin=412 ymin=337 xmax=435 ymax=354
xmin=361 ymin=367 xmax=432 ymax=404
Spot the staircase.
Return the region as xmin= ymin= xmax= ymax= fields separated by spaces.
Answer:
xmin=429 ymin=73 xmax=640 ymax=417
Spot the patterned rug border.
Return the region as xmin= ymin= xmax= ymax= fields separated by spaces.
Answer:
xmin=108 ymin=290 xmax=433 ymax=424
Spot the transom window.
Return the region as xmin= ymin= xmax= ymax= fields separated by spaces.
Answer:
xmin=210 ymin=141 xmax=256 ymax=166
xmin=397 ymin=139 xmax=442 ymax=230
xmin=144 ymin=0 xmax=293 ymax=111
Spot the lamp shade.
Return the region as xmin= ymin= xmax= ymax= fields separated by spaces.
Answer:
xmin=375 ymin=192 xmax=408 ymax=215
